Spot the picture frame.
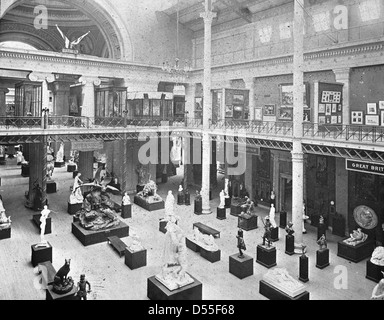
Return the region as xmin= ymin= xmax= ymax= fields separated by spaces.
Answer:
xmin=303 ymin=109 xmax=311 ymax=122
xmin=331 ymin=116 xmax=337 ymax=124
xmin=254 ymin=107 xmax=263 ymax=121
xmin=225 ymin=105 xmax=233 ymax=118
xmin=338 ymin=104 xmax=342 ymax=112
xmin=318 ymin=116 xmax=326 ymax=125
xmin=367 ymin=103 xmax=377 ymax=115
xmin=233 ymin=94 xmax=244 ymax=105
xmin=69 ymin=95 xmax=79 ymax=114
xmin=365 ymin=115 xmax=379 ymax=126
xmin=332 ymin=104 xmax=337 ymax=113
xmin=280 ymin=83 xmax=309 ymax=108
xmin=263 ymin=104 xmax=276 ymax=116
xmin=152 ymin=100 xmax=161 ymax=117
xmin=319 ymin=104 xmax=325 ymax=113
xmin=278 ymin=107 xmax=293 ymax=121
xmin=325 ymin=104 xmax=332 ymax=116
xmin=338 ymin=115 xmax=342 ymax=124
xmin=175 ymin=101 xmax=185 ymax=115
xmin=143 ymin=99 xmax=150 ymax=116
xmin=351 ymin=111 xmax=363 ymax=125
xmin=379 ymin=101 xmax=384 ymax=110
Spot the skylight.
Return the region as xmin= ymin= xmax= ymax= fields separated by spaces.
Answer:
xmin=359 ymin=0 xmax=381 ymax=22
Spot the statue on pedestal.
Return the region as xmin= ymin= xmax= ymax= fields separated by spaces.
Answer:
xmin=16 ymin=151 xmax=25 ymax=165
xmin=76 ymin=274 xmax=91 ymax=300
xmin=56 ymin=143 xmax=64 ymax=163
xmin=303 ymin=201 xmax=309 ymax=234
xmin=224 ymin=179 xmax=230 ymax=198
xmin=53 ymin=259 xmax=74 ymax=295
xmin=285 ymin=222 xmax=294 ymax=236
xmin=0 ymin=196 xmax=11 ymax=230
xmin=191 ymin=227 xmax=219 ymax=252
xmin=36 ymin=206 xmax=50 ymax=248
xmin=371 ymin=247 xmax=384 ymax=266
xmin=343 ymin=228 xmax=368 ymax=246
xmin=69 ymin=173 xmax=83 ymax=204
xmin=237 ymin=229 xmax=246 ymax=258
xmin=270 ymin=190 xmax=276 ymax=206
xmin=122 ymin=192 xmax=131 ymax=206
xmin=317 ymin=234 xmax=327 ymax=251
xmin=262 ymin=216 xmax=273 ymax=247
xmin=219 ymin=190 xmax=225 ymax=209
xmin=47 ymin=154 xmax=55 ymax=181
xmin=269 ymin=204 xmax=277 ymax=228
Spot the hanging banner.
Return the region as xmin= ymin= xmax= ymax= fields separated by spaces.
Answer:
xmin=346 ymin=159 xmax=384 ymax=176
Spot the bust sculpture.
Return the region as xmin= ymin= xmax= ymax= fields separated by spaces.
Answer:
xmin=178 ymin=185 xmax=183 ymax=193
xmin=343 ymin=228 xmax=368 ymax=246
xmin=269 ymin=204 xmax=277 ymax=228
xmin=122 ymin=192 xmax=131 ymax=206
xmin=56 ymin=143 xmax=64 ymax=163
xmin=317 ymin=234 xmax=327 ymax=251
xmin=0 ymin=196 xmax=11 ymax=230
xmin=219 ymin=190 xmax=225 ymax=209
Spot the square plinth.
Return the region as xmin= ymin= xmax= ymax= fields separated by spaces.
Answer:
xmin=46 ymin=285 xmax=77 ymax=301
xmin=217 ymin=207 xmax=226 ymax=220
xmin=67 ymin=164 xmax=77 ymax=173
xmin=125 ymin=248 xmax=147 ymax=270
xmin=21 ymin=165 xmax=30 ymax=177
xmin=238 ymin=215 xmax=258 ymax=231
xmin=147 ymin=274 xmax=202 ymax=300
xmin=230 ymin=204 xmax=242 ymax=217
xmin=285 ymin=235 xmax=295 ymax=255
xmin=134 ymin=196 xmax=164 ymax=212
xmin=121 ymin=205 xmax=132 ymax=219
xmin=47 ymin=181 xmax=57 ymax=194
xmin=186 ymin=238 xmax=201 ymax=253
xmin=159 ymin=220 xmax=167 ymax=234
xmin=31 ymin=243 xmax=52 ymax=267
xmin=67 ymin=202 xmax=82 ymax=215
xmin=71 ymin=221 xmax=129 ymax=247
xmin=366 ymin=260 xmax=384 ymax=283
xmin=194 ymin=200 xmax=202 ymax=215
xmin=200 ymin=248 xmax=221 ymax=263
xmin=229 ymin=254 xmax=254 ymax=279
xmin=32 ymin=215 xmax=51 ymax=234
xmin=54 ymin=162 xmax=65 ymax=168
xmin=0 ymin=227 xmax=11 ymax=240
xmin=259 ymin=280 xmax=310 ymax=300
xmin=337 ymin=239 xmax=375 ymax=263
xmin=271 ymin=227 xmax=279 ymax=242
xmin=316 ymin=249 xmax=330 ymax=269
xmin=257 ymin=245 xmax=277 ymax=269
xmin=279 ymin=212 xmax=287 ymax=229
xmin=225 ymin=197 xmax=231 ymax=209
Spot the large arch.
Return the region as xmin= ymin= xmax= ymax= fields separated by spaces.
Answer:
xmin=0 ymin=0 xmax=134 ymax=60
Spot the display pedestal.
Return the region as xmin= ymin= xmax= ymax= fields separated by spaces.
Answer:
xmin=271 ymin=227 xmax=279 ymax=242
xmin=0 ymin=227 xmax=11 ymax=240
xmin=147 ymin=274 xmax=202 ymax=300
xmin=225 ymin=197 xmax=231 ymax=209
xmin=230 ymin=204 xmax=242 ymax=217
xmin=71 ymin=221 xmax=129 ymax=247
xmin=159 ymin=220 xmax=167 ymax=234
xmin=238 ymin=214 xmax=258 ymax=231
xmin=194 ymin=200 xmax=202 ymax=215
xmin=67 ymin=202 xmax=82 ymax=215
xmin=279 ymin=211 xmax=287 ymax=229
xmin=216 ymin=207 xmax=226 ymax=220
xmin=299 ymin=255 xmax=309 ymax=283
xmin=32 ymin=215 xmax=52 ymax=234
xmin=317 ymin=223 xmax=327 ymax=241
xmin=46 ymin=181 xmax=57 ymax=194
xmin=38 ymin=261 xmax=56 ymax=286
xmin=337 ymin=239 xmax=375 ymax=263
xmin=46 ymin=285 xmax=77 ymax=301
xmin=285 ymin=235 xmax=295 ymax=255
xmin=366 ymin=260 xmax=384 ymax=283
xmin=185 ymin=192 xmax=191 ymax=206
xmin=67 ymin=164 xmax=76 ymax=173
xmin=200 ymin=248 xmax=221 ymax=263
xmin=121 ymin=205 xmax=132 ymax=219
xmin=229 ymin=254 xmax=253 ymax=279
xmin=0 ymin=157 xmax=5 ymax=165
xmin=259 ymin=280 xmax=310 ymax=300
xmin=134 ymin=196 xmax=164 ymax=212
xmin=31 ymin=243 xmax=52 ymax=267
xmin=316 ymin=249 xmax=330 ymax=269
xmin=177 ymin=193 xmax=185 ymax=205
xmin=125 ymin=248 xmax=147 ymax=270
xmin=256 ymin=245 xmax=277 ymax=269
xmin=54 ymin=161 xmax=65 ymax=168
xmin=21 ymin=164 xmax=30 ymax=177
xmin=186 ymin=238 xmax=200 ymax=252
xmin=161 ymin=173 xmax=168 ymax=184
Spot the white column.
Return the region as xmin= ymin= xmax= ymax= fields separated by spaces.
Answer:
xmin=79 ymin=76 xmax=101 ymax=119
xmin=200 ymin=1 xmax=217 ymax=215
xmin=244 ymin=78 xmax=255 ymax=121
xmin=185 ymin=83 xmax=196 ymax=120
xmin=334 ymin=68 xmax=351 ymax=126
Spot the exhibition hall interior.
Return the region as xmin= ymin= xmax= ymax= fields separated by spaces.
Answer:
xmin=0 ymin=0 xmax=384 ymax=301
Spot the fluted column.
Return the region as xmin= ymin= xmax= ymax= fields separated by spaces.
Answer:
xmin=79 ymin=76 xmax=101 ymax=120
xmin=334 ymin=68 xmax=351 ymax=125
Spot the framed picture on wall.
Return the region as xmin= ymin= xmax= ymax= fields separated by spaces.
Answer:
xmin=331 ymin=116 xmax=337 ymax=124
xmin=152 ymin=100 xmax=161 ymax=117
xmin=254 ymin=107 xmax=263 ymax=121
xmin=303 ymin=109 xmax=311 ymax=122
xmin=278 ymin=107 xmax=293 ymax=121
xmin=365 ymin=115 xmax=379 ymax=126
xmin=332 ymin=104 xmax=337 ymax=113
xmin=325 ymin=104 xmax=332 ymax=116
xmin=225 ymin=105 xmax=233 ymax=118
xmin=379 ymin=101 xmax=384 ymax=109
xmin=69 ymin=95 xmax=78 ymax=114
xmin=318 ymin=116 xmax=326 ymax=124
xmin=367 ymin=103 xmax=377 ymax=115
xmin=143 ymin=99 xmax=150 ymax=116
xmin=280 ymin=83 xmax=309 ymax=108
xmin=264 ymin=104 xmax=276 ymax=116
xmin=338 ymin=104 xmax=342 ymax=112
xmin=233 ymin=94 xmax=244 ymax=105
xmin=351 ymin=111 xmax=363 ymax=125
xmin=338 ymin=115 xmax=342 ymax=124
xmin=319 ymin=104 xmax=325 ymax=113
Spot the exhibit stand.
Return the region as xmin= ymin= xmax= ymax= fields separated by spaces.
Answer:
xmin=299 ymin=255 xmax=309 ymax=283
xmin=285 ymin=235 xmax=295 ymax=255
xmin=337 ymin=238 xmax=375 ymax=263
xmin=31 ymin=243 xmax=52 ymax=267
xmin=217 ymin=207 xmax=226 ymax=220
xmin=0 ymin=227 xmax=11 ymax=240
xmin=121 ymin=204 xmax=132 ymax=219
xmin=316 ymin=249 xmax=330 ymax=269
xmin=366 ymin=260 xmax=384 ymax=283
xmin=125 ymin=247 xmax=147 ymax=270
xmin=229 ymin=254 xmax=254 ymax=279
xmin=256 ymin=245 xmax=277 ymax=269
xmin=271 ymin=227 xmax=279 ymax=242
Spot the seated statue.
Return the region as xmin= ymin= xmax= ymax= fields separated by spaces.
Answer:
xmin=343 ymin=228 xmax=368 ymax=246
xmin=137 ymin=180 xmax=162 ymax=203
xmin=122 ymin=192 xmax=131 ymax=206
xmin=190 ymin=227 xmax=219 ymax=252
xmin=371 ymin=273 xmax=384 ymax=300
xmin=0 ymin=196 xmax=11 ymax=230
xmin=52 ymin=259 xmax=74 ymax=295
xmin=371 ymin=247 xmax=384 ymax=266
xmin=317 ymin=234 xmax=327 ymax=251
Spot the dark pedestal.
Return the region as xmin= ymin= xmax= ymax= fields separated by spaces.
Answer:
xmin=136 ymin=185 xmax=144 ymax=194
xmin=225 ymin=197 xmax=231 ymax=209
xmin=366 ymin=260 xmax=384 ymax=283
xmin=256 ymin=245 xmax=277 ymax=269
xmin=238 ymin=215 xmax=258 ymax=231
xmin=72 ymin=171 xmax=78 ymax=179
xmin=317 ymin=223 xmax=327 ymax=241
xmin=259 ymin=280 xmax=310 ymax=300
xmin=71 ymin=221 xmax=129 ymax=247
xmin=0 ymin=227 xmax=11 ymax=240
xmin=121 ymin=205 xmax=132 ymax=219
xmin=134 ymin=196 xmax=164 ymax=212
xmin=161 ymin=173 xmax=168 ymax=184
xmin=271 ymin=227 xmax=279 ymax=242
xmin=229 ymin=254 xmax=254 ymax=279
xmin=194 ymin=200 xmax=202 ymax=215
xmin=21 ymin=164 xmax=30 ymax=177
xmin=337 ymin=239 xmax=375 ymax=263
xmin=31 ymin=243 xmax=52 ymax=267
xmin=32 ymin=215 xmax=52 ymax=234
xmin=332 ymin=216 xmax=346 ymax=237
xmin=54 ymin=161 xmax=65 ymax=168
xmin=0 ymin=157 xmax=5 ymax=165
xmin=316 ymin=249 xmax=330 ymax=269
xmin=177 ymin=193 xmax=185 ymax=205
xmin=46 ymin=181 xmax=57 ymax=194
xmin=186 ymin=238 xmax=200 ymax=252
xmin=200 ymin=248 xmax=221 ymax=263
xmin=279 ymin=211 xmax=287 ymax=229
xmin=159 ymin=220 xmax=167 ymax=234
xmin=67 ymin=164 xmax=76 ymax=173
xmin=230 ymin=204 xmax=242 ymax=217
xmin=147 ymin=274 xmax=202 ymax=300
xmin=185 ymin=193 xmax=191 ymax=206
xmin=299 ymin=255 xmax=309 ymax=283
xmin=46 ymin=285 xmax=77 ymax=301
xmin=217 ymin=207 xmax=226 ymax=220
xmin=285 ymin=235 xmax=295 ymax=255
xmin=125 ymin=248 xmax=147 ymax=270
xmin=67 ymin=202 xmax=82 ymax=215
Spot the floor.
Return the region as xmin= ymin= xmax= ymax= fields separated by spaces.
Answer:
xmin=0 ymin=158 xmax=376 ymax=300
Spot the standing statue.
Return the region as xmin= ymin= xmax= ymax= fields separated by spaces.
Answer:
xmin=76 ymin=274 xmax=92 ymax=300
xmin=303 ymin=201 xmax=309 ymax=234
xmin=0 ymin=196 xmax=11 ymax=230
xmin=164 ymin=190 xmax=175 ymax=220
xmin=269 ymin=204 xmax=277 ymax=228
xmin=270 ymin=190 xmax=276 ymax=206
xmin=56 ymin=143 xmax=64 ymax=163
xmin=56 ymin=25 xmax=90 ymax=50
xmin=317 ymin=234 xmax=327 ymax=251
xmin=47 ymin=154 xmax=55 ymax=181
xmin=219 ymin=190 xmax=225 ymax=209
xmin=224 ymin=179 xmax=230 ymax=198
xmin=122 ymin=192 xmax=131 ymax=206
xmin=70 ymin=172 xmax=83 ymax=204
xmin=237 ymin=229 xmax=246 ymax=258
xmin=16 ymin=151 xmax=25 ymax=165
xmin=36 ymin=206 xmax=50 ymax=248
xmin=262 ymin=216 xmax=273 ymax=247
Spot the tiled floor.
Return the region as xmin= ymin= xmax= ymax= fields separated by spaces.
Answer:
xmin=0 ymin=159 xmax=377 ymax=300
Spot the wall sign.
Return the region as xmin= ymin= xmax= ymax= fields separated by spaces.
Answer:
xmin=346 ymin=159 xmax=384 ymax=176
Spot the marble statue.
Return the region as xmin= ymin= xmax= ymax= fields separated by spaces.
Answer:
xmin=164 ymin=191 xmax=175 ymax=219
xmin=371 ymin=247 xmax=384 ymax=266
xmin=136 ymin=164 xmax=150 ymax=186
xmin=269 ymin=204 xmax=277 ymax=228
xmin=156 ymin=216 xmax=194 ymax=291
xmin=317 ymin=234 xmax=327 ymax=251
xmin=224 ymin=179 xmax=230 ymax=198
xmin=129 ymin=239 xmax=144 ymax=253
xmin=56 ymin=24 xmax=90 ymax=50
xmin=178 ymin=185 xmax=183 ymax=193
xmin=270 ymin=190 xmax=276 ymax=205
xmin=122 ymin=192 xmax=131 ymax=206
xmin=371 ymin=272 xmax=384 ymax=300
xmin=343 ymin=228 xmax=368 ymax=246
xmin=219 ymin=190 xmax=225 ymax=209
xmin=262 ymin=216 xmax=273 ymax=247
xmin=285 ymin=222 xmax=294 ymax=236
xmin=190 ymin=227 xmax=219 ymax=252
xmin=69 ymin=172 xmax=83 ymax=204
xmin=137 ymin=179 xmax=162 ymax=203
xmin=53 ymin=259 xmax=74 ymax=295
xmin=303 ymin=201 xmax=309 ymax=233
xmin=56 ymin=143 xmax=64 ymax=163
xmin=237 ymin=229 xmax=246 ymax=258
xmin=0 ymin=196 xmax=11 ymax=230
xmin=241 ymin=196 xmax=252 ymax=213
xmin=16 ymin=151 xmax=25 ymax=165
xmin=263 ymin=268 xmax=306 ymax=298
xmin=36 ymin=206 xmax=50 ymax=248
xmin=47 ymin=154 xmax=55 ymax=180
xmin=76 ymin=274 xmax=91 ymax=300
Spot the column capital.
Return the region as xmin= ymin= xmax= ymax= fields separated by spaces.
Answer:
xmin=200 ymin=11 xmax=217 ymax=23
xmin=0 ymin=87 xmax=9 ymax=94
xmin=79 ymin=76 xmax=101 ymax=86
xmin=28 ymin=72 xmax=54 ymax=83
xmin=333 ymin=67 xmax=350 ymax=80
xmin=243 ymin=77 xmax=255 ymax=88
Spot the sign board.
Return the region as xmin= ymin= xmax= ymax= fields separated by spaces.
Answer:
xmin=346 ymin=159 xmax=384 ymax=176
xmin=72 ymin=141 xmax=104 ymax=152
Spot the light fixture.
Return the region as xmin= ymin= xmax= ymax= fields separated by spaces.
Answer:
xmin=162 ymin=0 xmax=192 ymax=85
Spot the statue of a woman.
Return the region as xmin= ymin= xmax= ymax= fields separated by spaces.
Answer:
xmin=219 ymin=190 xmax=225 ymax=209
xmin=36 ymin=206 xmax=50 ymax=248
xmin=269 ymin=204 xmax=277 ymax=228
